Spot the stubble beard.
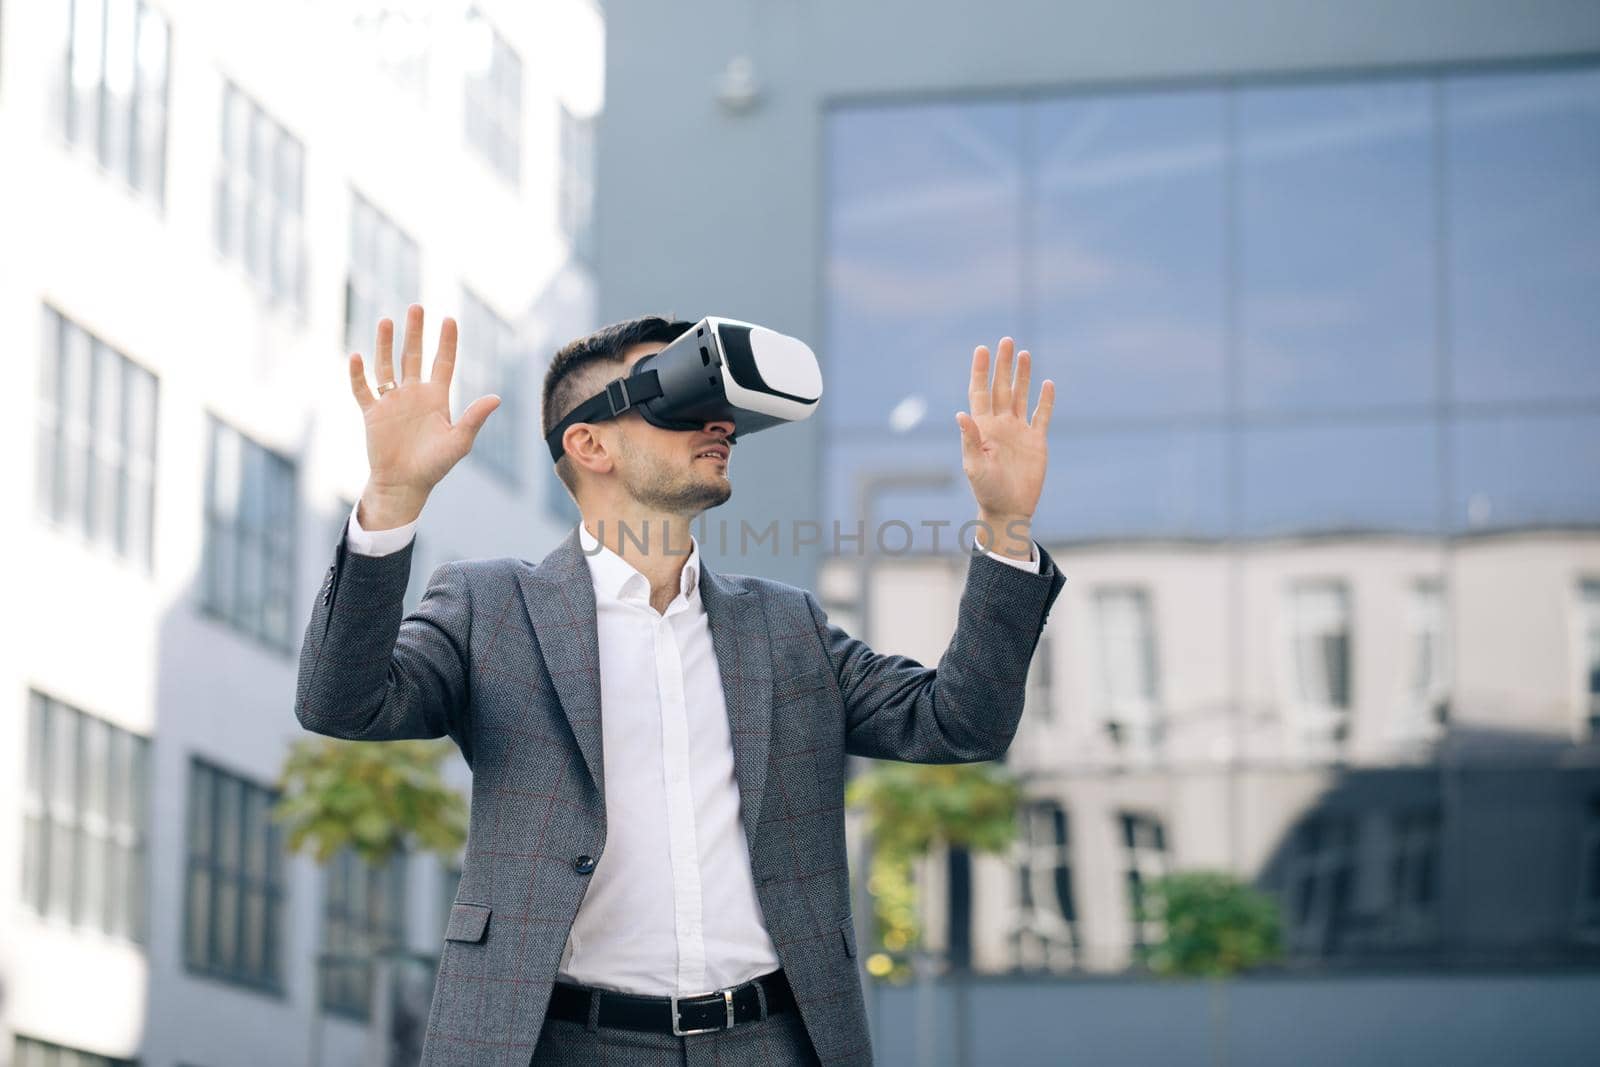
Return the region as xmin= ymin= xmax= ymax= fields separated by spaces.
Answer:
xmin=620 ymin=438 xmax=733 ymax=517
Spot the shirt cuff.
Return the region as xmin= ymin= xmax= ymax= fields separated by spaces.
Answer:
xmin=977 ymin=536 xmax=1041 ymax=574
xmin=346 ymin=499 xmax=418 ymax=557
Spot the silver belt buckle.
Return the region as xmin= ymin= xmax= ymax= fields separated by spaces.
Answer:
xmin=671 ymin=988 xmax=735 ymax=1036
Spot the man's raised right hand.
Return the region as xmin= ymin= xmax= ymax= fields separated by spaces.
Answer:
xmin=349 ymin=303 xmax=501 ymax=530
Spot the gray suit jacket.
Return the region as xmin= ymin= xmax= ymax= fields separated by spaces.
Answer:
xmin=295 ymin=523 xmax=1065 ymax=1065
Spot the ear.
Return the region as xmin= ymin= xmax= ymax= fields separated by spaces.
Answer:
xmin=562 ymin=424 xmax=615 ymax=478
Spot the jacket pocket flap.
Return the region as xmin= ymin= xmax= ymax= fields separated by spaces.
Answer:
xmin=445 ymin=902 xmax=492 ymax=943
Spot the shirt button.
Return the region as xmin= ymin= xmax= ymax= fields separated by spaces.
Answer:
xmin=572 ymin=854 xmax=596 ymax=874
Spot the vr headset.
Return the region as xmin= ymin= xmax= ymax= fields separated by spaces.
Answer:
xmin=545 ymin=317 xmax=822 ymax=462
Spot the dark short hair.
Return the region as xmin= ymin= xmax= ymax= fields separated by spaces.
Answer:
xmin=542 ymin=316 xmax=693 ymax=494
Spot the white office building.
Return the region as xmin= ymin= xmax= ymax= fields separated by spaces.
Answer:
xmin=0 ymin=1 xmax=603 ymax=1063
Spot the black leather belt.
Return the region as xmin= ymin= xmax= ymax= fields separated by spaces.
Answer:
xmin=548 ymin=968 xmax=795 ymax=1036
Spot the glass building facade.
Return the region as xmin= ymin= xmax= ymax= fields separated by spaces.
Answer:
xmin=823 ymin=64 xmax=1600 ymax=545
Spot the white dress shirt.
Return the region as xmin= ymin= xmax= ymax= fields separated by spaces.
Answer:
xmin=342 ymin=501 xmax=1039 ymax=995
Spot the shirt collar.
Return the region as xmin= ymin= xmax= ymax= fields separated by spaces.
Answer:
xmin=577 ymin=522 xmax=701 ymax=605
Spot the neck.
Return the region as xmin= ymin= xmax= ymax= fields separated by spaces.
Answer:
xmin=580 ymin=505 xmax=698 ymax=610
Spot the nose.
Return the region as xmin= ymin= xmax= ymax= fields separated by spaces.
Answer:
xmin=704 ymin=418 xmax=734 ymax=439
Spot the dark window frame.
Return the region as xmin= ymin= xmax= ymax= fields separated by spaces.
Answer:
xmin=320 ymin=846 xmax=408 ymax=1021
xmin=182 ymin=756 xmax=287 ymax=995
xmin=458 ymin=286 xmax=521 ymax=487
xmin=199 ymin=414 xmax=298 ymax=653
xmin=1119 ymin=810 xmax=1170 ymax=953
xmin=21 ymin=689 xmax=150 ymax=943
xmin=36 ymin=304 xmax=160 ymax=571
xmin=215 ymin=79 xmax=307 ymax=314
xmin=462 ymin=6 xmax=522 ymax=185
xmin=1009 ymin=798 xmax=1080 ymax=972
xmin=344 ymin=190 xmax=421 ymax=357
xmin=55 ymin=0 xmax=171 ymax=207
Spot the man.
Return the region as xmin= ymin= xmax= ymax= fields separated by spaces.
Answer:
xmin=295 ymin=306 xmax=1065 ymax=1066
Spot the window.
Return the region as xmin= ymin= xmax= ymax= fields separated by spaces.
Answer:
xmin=1034 ymin=90 xmax=1228 ymax=423
xmin=1580 ymin=580 xmax=1600 ymax=740
xmin=1008 ymin=800 xmax=1078 ymax=971
xmin=440 ymin=861 xmax=463 ymax=939
xmin=559 ymin=102 xmax=595 ymax=258
xmin=55 ymin=0 xmax=169 ymax=204
xmin=1286 ymin=580 xmax=1353 ymax=755
xmin=822 ymin=65 xmax=1600 ymax=546
xmin=462 ymin=8 xmax=521 ymax=184
xmin=345 ymin=192 xmax=421 ymax=356
xmin=458 ymin=288 xmax=521 ymax=484
xmin=14 ymin=1035 xmax=136 ymax=1067
xmin=1447 ymin=69 xmax=1600 ymax=405
xmin=216 ymin=82 xmax=306 ymax=311
xmin=1094 ymin=587 xmax=1161 ymax=756
xmin=1238 ymin=80 xmax=1436 ymax=414
xmin=1388 ymin=806 xmax=1441 ymax=943
xmin=1579 ymin=794 xmax=1600 ymax=937
xmin=1119 ymin=812 xmax=1169 ymax=953
xmin=1399 ymin=578 xmax=1449 ymax=744
xmin=36 ymin=306 xmax=159 ymax=570
xmin=825 ymin=101 xmax=1023 ymax=435
xmin=322 ymin=847 xmax=408 ymax=1019
xmin=1283 ymin=812 xmax=1356 ymax=955
xmin=21 ymin=691 xmax=149 ymax=941
xmin=201 ymin=417 xmax=297 ymax=650
xmin=1026 ymin=631 xmax=1055 ymax=723
xmin=184 ymin=758 xmax=286 ymax=992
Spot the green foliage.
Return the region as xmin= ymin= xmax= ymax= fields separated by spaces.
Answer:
xmin=1135 ymin=870 xmax=1283 ymax=977
xmin=274 ymin=737 xmax=467 ymax=866
xmin=845 ymin=762 xmax=1022 ymax=982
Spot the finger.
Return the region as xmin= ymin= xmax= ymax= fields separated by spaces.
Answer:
xmin=454 ymin=394 xmax=502 ymax=449
xmin=992 ymin=337 xmax=1015 ymax=415
xmin=375 ymin=317 xmax=396 ymax=389
xmin=431 ymin=315 xmax=458 ymax=388
xmin=968 ymin=346 xmax=991 ymax=416
xmin=348 ymin=353 xmax=376 ymax=413
xmin=1013 ymin=350 xmax=1031 ymax=418
xmin=1031 ymin=379 xmax=1056 ymax=433
xmin=955 ymin=410 xmax=983 ymax=461
xmin=401 ymin=303 xmax=424 ymax=383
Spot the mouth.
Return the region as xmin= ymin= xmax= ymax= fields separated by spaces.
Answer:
xmin=693 ymin=445 xmax=730 ymax=463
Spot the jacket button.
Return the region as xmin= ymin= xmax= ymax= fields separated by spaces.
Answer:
xmin=573 ymin=854 xmax=596 ymax=874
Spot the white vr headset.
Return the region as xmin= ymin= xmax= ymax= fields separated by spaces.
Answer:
xmin=545 ymin=317 xmax=823 ymax=462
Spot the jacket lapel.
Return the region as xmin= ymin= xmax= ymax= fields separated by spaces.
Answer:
xmin=699 ymin=564 xmax=774 ymax=846
xmin=515 ymin=528 xmax=776 ymax=846
xmin=516 ymin=527 xmax=606 ymax=806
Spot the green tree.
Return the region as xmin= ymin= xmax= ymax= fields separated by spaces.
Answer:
xmin=845 ymin=762 xmax=1022 ymax=982
xmin=273 ymin=737 xmax=467 ymax=866
xmin=1135 ymin=870 xmax=1283 ymax=977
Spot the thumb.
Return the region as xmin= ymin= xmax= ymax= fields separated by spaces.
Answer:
xmin=454 ymin=394 xmax=501 ymax=451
